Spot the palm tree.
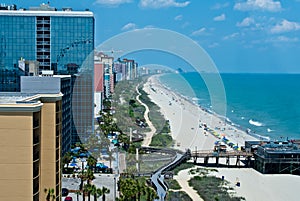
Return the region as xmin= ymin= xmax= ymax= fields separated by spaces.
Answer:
xmin=78 ymin=170 xmax=87 ymax=190
xmin=83 ymin=183 xmax=92 ymax=201
xmin=87 ymin=156 xmax=97 ymax=170
xmin=75 ymin=191 xmax=81 ymax=201
xmin=90 ymin=185 xmax=102 ymax=201
xmin=86 ymin=169 xmax=95 ymax=184
xmin=103 ymin=149 xmax=115 ymax=169
xmin=62 ymin=151 xmax=73 ymax=168
xmin=102 ymin=186 xmax=110 ymax=201
xmin=44 ymin=188 xmax=55 ymax=201
xmin=84 ymin=183 xmax=95 ymax=201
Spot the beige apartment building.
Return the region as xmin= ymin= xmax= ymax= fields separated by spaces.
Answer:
xmin=0 ymin=93 xmax=62 ymax=201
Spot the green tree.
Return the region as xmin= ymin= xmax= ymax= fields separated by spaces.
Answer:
xmin=62 ymin=151 xmax=73 ymax=168
xmin=86 ymin=169 xmax=95 ymax=184
xmin=44 ymin=188 xmax=55 ymax=201
xmin=102 ymin=186 xmax=110 ymax=201
xmin=90 ymin=185 xmax=102 ymax=201
xmin=83 ymin=183 xmax=94 ymax=201
xmin=119 ymin=178 xmax=137 ymax=200
xmin=136 ymin=180 xmax=146 ymax=201
xmin=103 ymin=149 xmax=115 ymax=169
xmin=87 ymin=156 xmax=97 ymax=170
xmin=75 ymin=191 xmax=81 ymax=201
xmin=146 ymin=186 xmax=158 ymax=201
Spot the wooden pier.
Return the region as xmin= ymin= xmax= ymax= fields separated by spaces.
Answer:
xmin=191 ymin=150 xmax=253 ymax=167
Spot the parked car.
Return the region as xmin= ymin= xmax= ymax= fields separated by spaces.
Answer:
xmin=62 ymin=188 xmax=69 ymax=196
xmin=64 ymin=196 xmax=73 ymax=201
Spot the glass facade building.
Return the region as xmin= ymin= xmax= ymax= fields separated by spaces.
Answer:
xmin=0 ymin=4 xmax=95 ymax=144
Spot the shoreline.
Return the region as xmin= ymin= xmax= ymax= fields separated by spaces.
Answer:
xmin=144 ymin=74 xmax=258 ymax=152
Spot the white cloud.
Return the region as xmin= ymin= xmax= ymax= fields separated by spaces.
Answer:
xmin=211 ymin=2 xmax=230 ymax=10
xmin=121 ymin=23 xmax=137 ymax=31
xmin=274 ymin=36 xmax=299 ymax=42
xmin=181 ymin=21 xmax=190 ymax=28
xmin=266 ymin=36 xmax=299 ymax=43
xmin=144 ymin=25 xmax=156 ymax=28
xmin=208 ymin=42 xmax=219 ymax=48
xmin=223 ymin=32 xmax=239 ymax=40
xmin=94 ymin=0 xmax=132 ymax=6
xmin=234 ymin=0 xmax=282 ymax=12
xmin=139 ymin=0 xmax=190 ymax=9
xmin=174 ymin=14 xmax=183 ymax=21
xmin=191 ymin=27 xmax=207 ymax=36
xmin=270 ymin=19 xmax=300 ymax=33
xmin=214 ymin=14 xmax=226 ymax=21
xmin=237 ymin=17 xmax=255 ymax=27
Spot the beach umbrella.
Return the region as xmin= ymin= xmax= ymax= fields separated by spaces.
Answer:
xmin=69 ymin=163 xmax=77 ymax=167
xmin=79 ymin=153 xmax=86 ymax=157
xmin=96 ymin=163 xmax=108 ymax=169
xmin=233 ymin=145 xmax=239 ymax=150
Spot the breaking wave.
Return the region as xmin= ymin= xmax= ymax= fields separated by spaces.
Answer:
xmin=249 ymin=119 xmax=264 ymax=127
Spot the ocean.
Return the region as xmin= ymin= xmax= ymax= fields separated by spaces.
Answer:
xmin=158 ymin=72 xmax=300 ymax=141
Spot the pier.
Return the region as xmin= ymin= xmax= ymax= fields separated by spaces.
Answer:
xmin=191 ymin=150 xmax=253 ymax=167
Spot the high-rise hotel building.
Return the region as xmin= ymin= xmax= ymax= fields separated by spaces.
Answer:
xmin=0 ymin=3 xmax=95 ymax=144
xmin=0 ymin=92 xmax=63 ymax=201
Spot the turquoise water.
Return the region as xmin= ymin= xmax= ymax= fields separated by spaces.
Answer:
xmin=159 ymin=73 xmax=300 ymax=140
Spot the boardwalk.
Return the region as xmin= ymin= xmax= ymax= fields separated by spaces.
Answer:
xmin=191 ymin=150 xmax=253 ymax=167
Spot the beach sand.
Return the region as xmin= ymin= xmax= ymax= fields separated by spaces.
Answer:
xmin=143 ymin=74 xmax=257 ymax=152
xmin=143 ymin=74 xmax=300 ymax=201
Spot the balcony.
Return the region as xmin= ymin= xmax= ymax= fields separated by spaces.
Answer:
xmin=33 ymin=120 xmax=39 ymax=128
xmin=37 ymin=27 xmax=50 ymax=31
xmin=37 ymin=55 xmax=50 ymax=59
xmin=37 ymin=48 xmax=50 ymax=52
xmin=36 ymin=41 xmax=50 ymax=46
xmin=36 ymin=20 xmax=50 ymax=24
xmin=36 ymin=34 xmax=50 ymax=38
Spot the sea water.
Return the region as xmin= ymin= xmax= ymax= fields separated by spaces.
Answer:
xmin=159 ymin=72 xmax=300 ymax=141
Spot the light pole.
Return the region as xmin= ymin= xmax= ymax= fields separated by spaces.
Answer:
xmin=114 ymin=176 xmax=116 ymax=200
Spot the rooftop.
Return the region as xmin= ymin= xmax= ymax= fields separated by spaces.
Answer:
xmin=0 ymin=3 xmax=93 ymax=17
xmin=0 ymin=92 xmax=63 ymax=104
xmin=0 ymin=93 xmax=37 ymax=104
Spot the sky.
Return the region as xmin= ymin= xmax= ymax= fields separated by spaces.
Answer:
xmin=4 ymin=0 xmax=300 ymax=73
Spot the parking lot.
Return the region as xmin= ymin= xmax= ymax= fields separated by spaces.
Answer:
xmin=62 ymin=174 xmax=118 ymax=201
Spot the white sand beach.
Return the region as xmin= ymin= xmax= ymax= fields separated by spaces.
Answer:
xmin=143 ymin=74 xmax=300 ymax=201
xmin=143 ymin=74 xmax=257 ymax=152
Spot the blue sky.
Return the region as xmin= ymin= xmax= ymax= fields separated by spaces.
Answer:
xmin=5 ymin=0 xmax=300 ymax=73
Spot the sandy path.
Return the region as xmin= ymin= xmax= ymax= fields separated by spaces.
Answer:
xmin=135 ymin=84 xmax=157 ymax=147
xmin=173 ymin=168 xmax=204 ymax=201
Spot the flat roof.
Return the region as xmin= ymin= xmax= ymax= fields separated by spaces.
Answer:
xmin=0 ymin=92 xmax=63 ymax=112
xmin=0 ymin=10 xmax=94 ymax=17
xmin=0 ymin=92 xmax=62 ymax=104
xmin=0 ymin=93 xmax=36 ymax=104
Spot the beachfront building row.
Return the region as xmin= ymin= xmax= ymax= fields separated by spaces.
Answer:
xmin=0 ymin=3 xmax=95 ymax=146
xmin=114 ymin=58 xmax=139 ymax=82
xmin=94 ymin=52 xmax=139 ymax=117
xmin=0 ymin=92 xmax=62 ymax=201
